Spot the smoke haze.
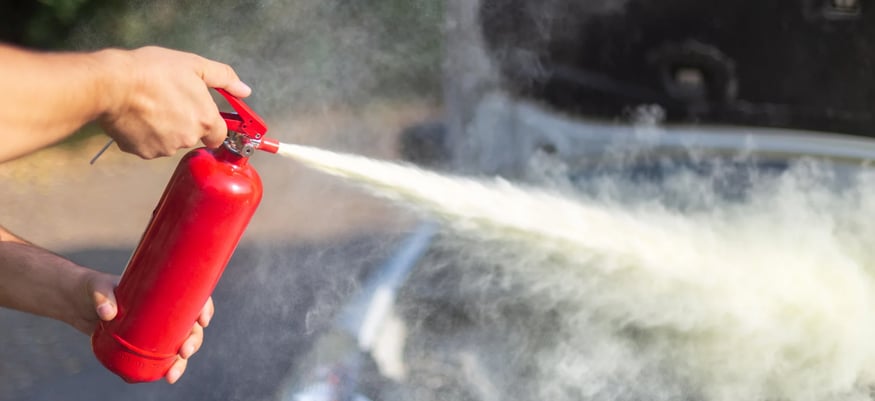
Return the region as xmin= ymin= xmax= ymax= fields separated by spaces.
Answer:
xmin=279 ymin=140 xmax=875 ymax=401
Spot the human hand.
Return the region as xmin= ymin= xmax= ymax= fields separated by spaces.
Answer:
xmin=74 ymin=269 xmax=215 ymax=384
xmin=93 ymin=46 xmax=251 ymax=159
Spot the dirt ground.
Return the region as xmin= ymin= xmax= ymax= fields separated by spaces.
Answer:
xmin=0 ymin=102 xmax=436 ymax=250
xmin=0 ymin=102 xmax=436 ymax=401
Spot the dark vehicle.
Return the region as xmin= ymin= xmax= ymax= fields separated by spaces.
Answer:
xmin=279 ymin=1 xmax=875 ymax=401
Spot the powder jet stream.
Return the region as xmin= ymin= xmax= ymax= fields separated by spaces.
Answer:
xmin=278 ymin=142 xmax=875 ymax=401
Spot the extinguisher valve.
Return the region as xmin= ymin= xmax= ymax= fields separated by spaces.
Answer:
xmin=217 ymin=88 xmax=279 ymax=156
xmin=224 ymin=131 xmax=258 ymax=157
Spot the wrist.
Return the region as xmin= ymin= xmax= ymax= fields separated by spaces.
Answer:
xmin=87 ymin=48 xmax=134 ymax=121
xmin=52 ymin=259 xmax=93 ymax=328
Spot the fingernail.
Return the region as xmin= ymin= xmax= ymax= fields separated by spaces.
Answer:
xmin=203 ymin=314 xmax=212 ymax=328
xmin=229 ymin=81 xmax=252 ymax=97
xmin=96 ymin=303 xmax=113 ymax=320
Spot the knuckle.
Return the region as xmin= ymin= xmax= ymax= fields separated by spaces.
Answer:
xmin=205 ymin=61 xmax=237 ymax=83
xmin=222 ymin=63 xmax=236 ymax=79
xmin=156 ymin=142 xmax=175 ymax=157
xmin=114 ymin=142 xmax=132 ymax=154
xmin=206 ymin=115 xmax=226 ymax=135
xmin=193 ymin=335 xmax=204 ymax=349
xmin=200 ymin=122 xmax=218 ymax=139
xmin=193 ymin=55 xmax=209 ymax=71
xmin=199 ymin=114 xmax=216 ymax=130
xmin=181 ymin=135 xmax=200 ymax=149
xmin=158 ymin=149 xmax=174 ymax=158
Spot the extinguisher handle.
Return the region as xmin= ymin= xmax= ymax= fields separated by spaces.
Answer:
xmin=216 ymin=88 xmax=269 ymax=140
xmin=91 ymin=88 xmax=274 ymax=164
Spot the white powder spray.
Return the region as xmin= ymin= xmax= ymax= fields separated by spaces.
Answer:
xmin=278 ymin=142 xmax=875 ymax=401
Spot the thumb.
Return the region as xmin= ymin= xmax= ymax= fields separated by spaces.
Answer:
xmin=199 ymin=58 xmax=251 ymax=98
xmin=90 ymin=274 xmax=119 ymax=321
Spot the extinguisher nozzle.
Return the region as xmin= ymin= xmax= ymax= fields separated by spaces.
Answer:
xmin=258 ymin=137 xmax=280 ymax=154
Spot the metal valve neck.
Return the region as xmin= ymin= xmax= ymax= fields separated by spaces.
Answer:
xmin=223 ymin=131 xmax=260 ymax=158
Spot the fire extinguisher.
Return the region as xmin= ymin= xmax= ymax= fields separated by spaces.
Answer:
xmin=91 ymin=89 xmax=279 ymax=383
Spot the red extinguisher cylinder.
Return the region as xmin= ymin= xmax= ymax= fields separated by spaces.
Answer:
xmin=91 ymin=146 xmax=263 ymax=383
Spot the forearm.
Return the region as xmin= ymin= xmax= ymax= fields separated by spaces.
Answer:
xmin=0 ymin=44 xmax=251 ymax=161
xmin=0 ymin=242 xmax=90 ymax=326
xmin=0 ymin=45 xmax=121 ymax=162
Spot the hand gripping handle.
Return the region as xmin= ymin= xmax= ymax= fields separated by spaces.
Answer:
xmin=90 ymin=88 xmax=277 ymax=164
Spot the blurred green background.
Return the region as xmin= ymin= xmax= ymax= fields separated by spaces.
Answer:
xmin=0 ymin=0 xmax=443 ymax=112
xmin=0 ymin=0 xmax=444 ymax=147
xmin=0 ymin=0 xmax=115 ymax=48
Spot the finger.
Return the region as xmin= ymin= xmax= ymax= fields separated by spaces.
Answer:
xmin=199 ymin=59 xmax=251 ymax=98
xmin=201 ymin=111 xmax=228 ymax=149
xmin=89 ymin=273 xmax=119 ymax=321
xmin=198 ymin=297 xmax=215 ymax=328
xmin=165 ymin=357 xmax=187 ymax=384
xmin=180 ymin=323 xmax=204 ymax=359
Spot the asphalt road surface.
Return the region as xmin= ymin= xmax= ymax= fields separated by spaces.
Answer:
xmin=0 ymin=235 xmax=403 ymax=401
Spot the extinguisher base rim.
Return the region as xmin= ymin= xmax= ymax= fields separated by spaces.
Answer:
xmin=92 ymin=324 xmax=175 ymax=383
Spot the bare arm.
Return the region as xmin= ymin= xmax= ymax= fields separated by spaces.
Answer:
xmin=0 ymin=238 xmax=95 ymax=331
xmin=0 ymin=225 xmax=213 ymax=383
xmin=0 ymin=225 xmax=100 ymax=333
xmin=0 ymin=45 xmax=252 ymax=162
xmin=0 ymin=44 xmax=232 ymax=383
xmin=0 ymin=46 xmax=109 ymax=161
